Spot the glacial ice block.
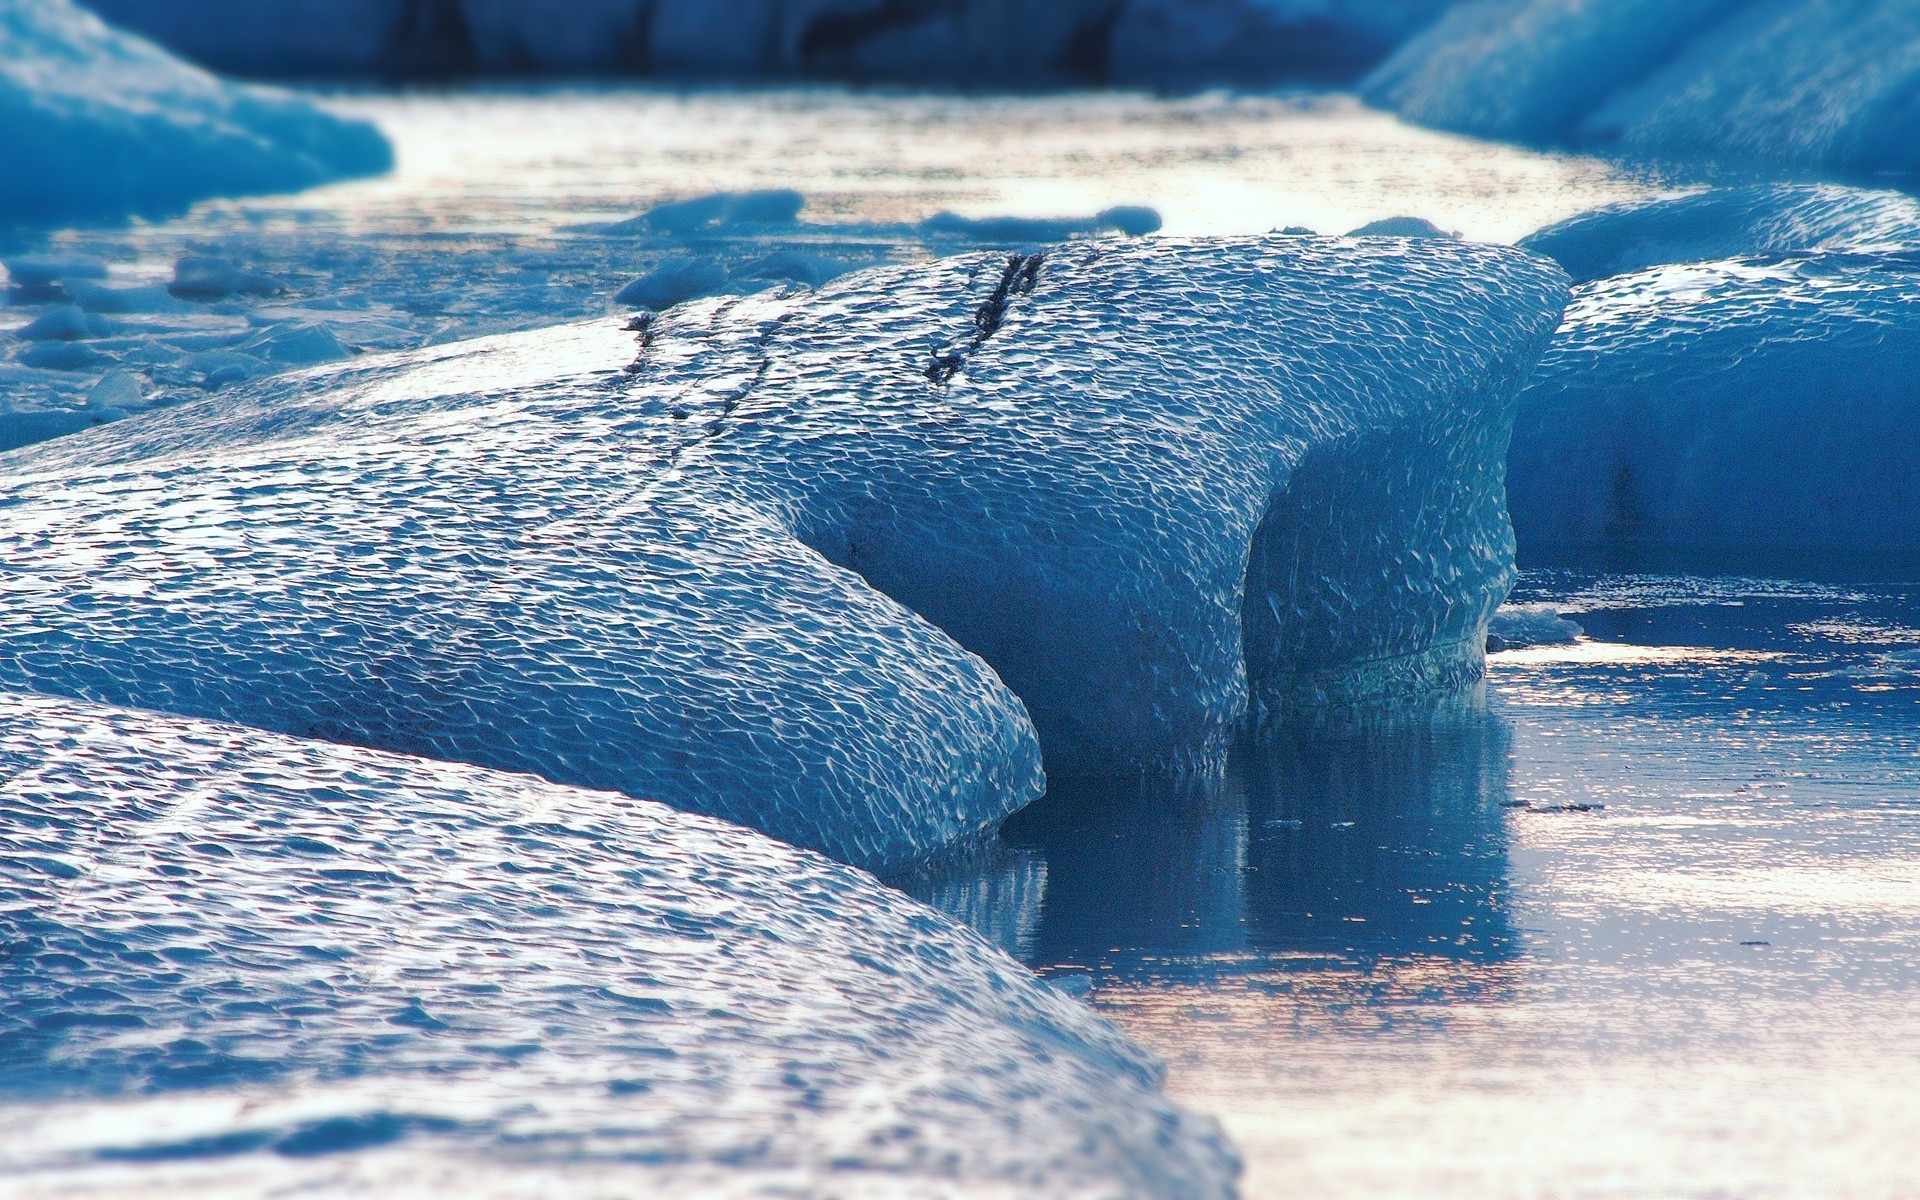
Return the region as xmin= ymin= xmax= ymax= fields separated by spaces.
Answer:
xmin=0 ymin=691 xmax=1237 ymax=1198
xmin=0 ymin=238 xmax=1567 ymax=866
xmin=1508 ymin=254 xmax=1920 ymax=557
xmin=1365 ymin=0 xmax=1920 ymax=174
xmin=1520 ymin=186 xmax=1920 ymax=283
xmin=0 ymin=0 xmax=389 ymax=227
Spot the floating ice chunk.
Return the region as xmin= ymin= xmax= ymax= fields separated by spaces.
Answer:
xmin=169 ymin=255 xmax=284 ymax=299
xmin=735 ymin=248 xmax=839 ymax=289
xmin=14 ymin=340 xmax=103 ymax=371
xmin=0 ymin=690 xmax=1238 ymax=1198
xmin=1509 ymin=255 xmax=1920 ymax=558
xmin=1485 ymin=602 xmax=1583 ymax=650
xmin=1347 ymin=215 xmax=1454 ymax=239
xmin=614 ymin=256 xmax=731 ymax=310
xmin=920 ymin=205 xmax=1163 ymax=243
xmin=1365 ymin=0 xmax=1920 ymax=173
xmin=1521 ymin=186 xmax=1920 ymax=283
xmin=85 ymin=368 xmax=145 ymax=411
xmin=63 ymin=278 xmax=184 ymax=313
xmin=0 ymin=238 xmax=1566 ymax=867
xmin=2 ymin=253 xmax=107 ymax=301
xmin=0 ymin=0 xmax=390 ymax=226
xmin=239 ymin=321 xmax=350 ymax=366
xmin=15 ymin=304 xmax=110 ymax=341
xmin=597 ymin=189 xmax=808 ymax=237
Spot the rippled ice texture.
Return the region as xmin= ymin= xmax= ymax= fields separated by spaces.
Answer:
xmin=1509 ymin=252 xmax=1920 ymax=560
xmin=0 ymin=236 xmax=1566 ymax=869
xmin=0 ymin=691 xmax=1236 ymax=1198
xmin=921 ymin=570 xmax=1920 ymax=1197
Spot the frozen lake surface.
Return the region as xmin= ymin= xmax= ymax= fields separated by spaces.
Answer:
xmin=958 ymin=569 xmax=1920 ymax=1198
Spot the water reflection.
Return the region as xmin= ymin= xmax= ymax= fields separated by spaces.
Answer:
xmin=901 ymin=689 xmax=1518 ymax=989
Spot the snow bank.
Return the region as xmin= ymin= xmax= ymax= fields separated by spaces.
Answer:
xmin=0 ymin=238 xmax=1566 ymax=867
xmin=0 ymin=0 xmax=389 ymax=228
xmin=1520 ymin=186 xmax=1920 ymax=283
xmin=81 ymin=0 xmax=1446 ymax=84
xmin=0 ymin=690 xmax=1237 ymax=1198
xmin=1364 ymin=0 xmax=1920 ymax=173
xmin=1508 ymin=254 xmax=1920 ymax=557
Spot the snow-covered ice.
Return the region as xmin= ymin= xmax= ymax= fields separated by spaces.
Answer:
xmin=0 ymin=236 xmax=1567 ymax=868
xmin=1509 ymin=253 xmax=1920 ymax=559
xmin=1520 ymin=186 xmax=1920 ymax=283
xmin=0 ymin=0 xmax=389 ymax=228
xmin=1365 ymin=0 xmax=1920 ymax=173
xmin=0 ymin=690 xmax=1236 ymax=1198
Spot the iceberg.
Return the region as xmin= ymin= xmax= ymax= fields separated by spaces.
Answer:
xmin=1508 ymin=253 xmax=1920 ymax=558
xmin=0 ymin=690 xmax=1237 ymax=1197
xmin=0 ymin=238 xmax=1566 ymax=867
xmin=0 ymin=0 xmax=390 ymax=228
xmin=1520 ymin=186 xmax=1920 ymax=283
xmin=1364 ymin=0 xmax=1920 ymax=173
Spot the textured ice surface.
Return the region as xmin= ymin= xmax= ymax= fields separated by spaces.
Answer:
xmin=1521 ymin=186 xmax=1920 ymax=283
xmin=0 ymin=237 xmax=1566 ymax=867
xmin=0 ymin=690 xmax=1236 ymax=1198
xmin=80 ymin=0 xmax=1444 ymax=85
xmin=0 ymin=0 xmax=388 ymax=227
xmin=1365 ymin=0 xmax=1920 ymax=172
xmin=1508 ymin=254 xmax=1920 ymax=557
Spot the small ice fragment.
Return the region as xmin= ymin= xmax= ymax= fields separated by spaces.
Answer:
xmin=242 ymin=323 xmax=349 ymax=366
xmin=17 ymin=341 xmax=104 ymax=371
xmin=1347 ymin=216 xmax=1454 ymax=239
xmin=87 ymin=369 xmax=145 ymax=411
xmin=169 ymin=256 xmax=284 ymax=300
xmin=1485 ymin=603 xmax=1584 ymax=651
xmin=3 ymin=254 xmax=107 ymax=302
xmin=178 ymin=348 xmax=265 ymax=386
xmin=17 ymin=305 xmax=109 ymax=341
xmin=735 ymin=250 xmax=835 ymax=289
xmin=614 ymin=258 xmax=729 ymax=310
xmin=66 ymin=279 xmax=182 ymax=314
xmin=920 ymin=206 xmax=1163 ymax=242
xmin=722 ymin=189 xmax=806 ymax=226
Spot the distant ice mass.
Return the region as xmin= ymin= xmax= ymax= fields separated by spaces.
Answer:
xmin=1521 ymin=186 xmax=1920 ymax=283
xmin=0 ymin=690 xmax=1237 ymax=1199
xmin=0 ymin=238 xmax=1566 ymax=868
xmin=1509 ymin=253 xmax=1920 ymax=558
xmin=0 ymin=0 xmax=390 ymax=227
xmin=78 ymin=0 xmax=1449 ymax=85
xmin=1365 ymin=0 xmax=1920 ymax=172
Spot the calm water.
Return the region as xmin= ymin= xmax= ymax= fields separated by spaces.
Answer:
xmin=927 ymin=570 xmax=1920 ymax=1197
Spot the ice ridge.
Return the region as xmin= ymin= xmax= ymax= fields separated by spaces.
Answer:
xmin=0 ymin=237 xmax=1568 ymax=869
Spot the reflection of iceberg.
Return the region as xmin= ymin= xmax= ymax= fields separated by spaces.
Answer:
xmin=0 ymin=691 xmax=1237 ymax=1197
xmin=1509 ymin=254 xmax=1920 ymax=561
xmin=2 ymin=0 xmax=389 ymax=226
xmin=1365 ymin=0 xmax=1920 ymax=173
xmin=993 ymin=692 xmax=1516 ymax=982
xmin=0 ymin=238 xmax=1564 ymax=869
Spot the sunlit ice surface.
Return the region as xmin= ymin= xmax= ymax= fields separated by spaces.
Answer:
xmin=904 ymin=569 xmax=1920 ymax=1198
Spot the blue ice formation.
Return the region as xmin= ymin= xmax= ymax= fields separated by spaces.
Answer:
xmin=0 ymin=238 xmax=1566 ymax=868
xmin=1509 ymin=253 xmax=1920 ymax=557
xmin=0 ymin=690 xmax=1237 ymax=1197
xmin=1520 ymin=186 xmax=1920 ymax=283
xmin=1365 ymin=0 xmax=1920 ymax=173
xmin=0 ymin=0 xmax=389 ymax=228
xmin=79 ymin=0 xmax=1449 ymax=85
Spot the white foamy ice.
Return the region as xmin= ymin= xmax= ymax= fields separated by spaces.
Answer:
xmin=0 ymin=0 xmax=389 ymax=226
xmin=1509 ymin=254 xmax=1920 ymax=557
xmin=0 ymin=238 xmax=1567 ymax=869
xmin=1365 ymin=0 xmax=1920 ymax=173
xmin=0 ymin=690 xmax=1237 ymax=1198
xmin=1520 ymin=186 xmax=1920 ymax=283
